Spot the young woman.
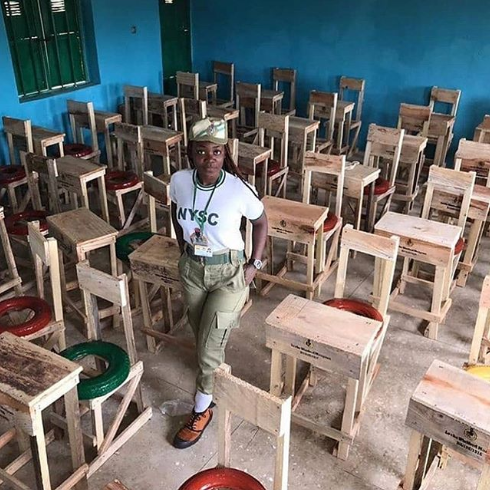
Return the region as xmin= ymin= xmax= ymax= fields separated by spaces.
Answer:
xmin=169 ymin=117 xmax=268 ymax=449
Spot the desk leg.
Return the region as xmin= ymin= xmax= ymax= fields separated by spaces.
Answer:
xmin=64 ymin=387 xmax=88 ymax=490
xmin=231 ymin=119 xmax=237 ymax=139
xmin=336 ymin=116 xmax=346 ymax=153
xmin=306 ymin=241 xmax=315 ymax=300
xmin=270 ymin=350 xmax=283 ymax=396
xmin=433 ymin=135 xmax=444 ymax=168
xmin=104 ymin=125 xmax=113 ymax=167
xmin=477 ymin=462 xmax=490 ymax=489
xmin=176 ymin=141 xmax=182 ymax=170
xmin=457 ymin=219 xmax=482 ymax=287
xmin=401 ymin=430 xmax=429 ymax=490
xmin=337 ymin=377 xmax=358 ymax=460
xmin=98 ymin=177 xmax=110 ymax=223
xmin=31 ymin=410 xmax=52 ymax=490
xmin=365 ymin=183 xmax=375 ymax=232
xmin=406 ymin=162 xmax=417 ymax=214
xmin=284 ymin=355 xmax=297 ymax=397
xmin=345 ymin=112 xmax=352 ymax=154
xmin=425 ymin=265 xmax=447 ymax=340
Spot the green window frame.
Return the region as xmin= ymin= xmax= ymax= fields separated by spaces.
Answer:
xmin=1 ymin=0 xmax=90 ymax=99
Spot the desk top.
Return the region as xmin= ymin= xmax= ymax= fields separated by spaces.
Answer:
xmin=32 ymin=126 xmax=65 ymax=142
xmin=56 ymin=155 xmax=106 ymax=178
xmin=289 ymin=116 xmax=320 ymax=132
xmin=375 ymin=211 xmax=461 ymax=249
xmin=47 ymin=207 xmax=117 ymax=246
xmin=94 ymin=110 xmax=122 ymax=125
xmin=344 ymin=164 xmax=380 ymax=184
xmin=335 ymin=100 xmax=355 ymax=119
xmin=141 ymin=125 xmax=183 ymax=144
xmin=0 ymin=332 xmax=81 ymax=412
xmin=428 ymin=113 xmax=455 ymax=138
xmin=238 ymin=142 xmax=272 ymax=163
xmin=408 ymin=360 xmax=490 ymax=438
xmin=469 ymin=184 xmax=490 ymax=221
xmin=262 ymin=196 xmax=329 ymax=234
xmin=400 ymin=134 xmax=428 ymax=163
xmin=129 ymin=234 xmax=180 ymax=267
xmin=266 ymin=295 xmax=382 ymax=378
xmin=207 ymin=106 xmax=239 ymax=121
xmin=199 ymin=81 xmax=218 ymax=90
xmin=455 ymin=139 xmax=490 ymax=167
xmin=261 ymin=89 xmax=284 ymax=101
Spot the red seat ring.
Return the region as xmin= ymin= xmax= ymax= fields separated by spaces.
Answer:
xmin=5 ymin=210 xmax=49 ymax=236
xmin=324 ymin=298 xmax=383 ymax=322
xmin=455 ymin=237 xmax=465 ymax=255
xmin=179 ymin=468 xmax=266 ymax=490
xmin=0 ymin=296 xmax=52 ymax=337
xmin=323 ymin=211 xmax=339 ymax=232
xmin=64 ymin=143 xmax=94 ymax=158
xmin=105 ymin=170 xmax=140 ymax=191
xmin=373 ymin=177 xmax=392 ymax=196
xmin=0 ymin=165 xmax=26 ymax=185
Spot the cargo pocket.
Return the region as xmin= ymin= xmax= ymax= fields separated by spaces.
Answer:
xmin=205 ymin=310 xmax=241 ymax=349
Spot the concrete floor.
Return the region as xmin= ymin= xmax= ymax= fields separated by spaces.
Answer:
xmin=1 ymin=205 xmax=487 ymax=490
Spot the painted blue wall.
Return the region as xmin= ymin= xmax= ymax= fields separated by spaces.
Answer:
xmin=191 ymin=0 xmax=490 ymax=155
xmin=0 ymin=0 xmax=162 ymax=162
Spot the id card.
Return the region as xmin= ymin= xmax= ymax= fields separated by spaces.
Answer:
xmin=191 ymin=229 xmax=213 ymax=257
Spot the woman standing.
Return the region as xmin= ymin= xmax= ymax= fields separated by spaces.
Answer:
xmin=169 ymin=117 xmax=268 ymax=449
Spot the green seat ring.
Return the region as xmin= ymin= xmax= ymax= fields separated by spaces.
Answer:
xmin=61 ymin=341 xmax=131 ymax=400
xmin=116 ymin=232 xmax=155 ymax=262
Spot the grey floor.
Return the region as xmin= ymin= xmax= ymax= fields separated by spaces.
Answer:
xmin=1 ymin=206 xmax=487 ymax=490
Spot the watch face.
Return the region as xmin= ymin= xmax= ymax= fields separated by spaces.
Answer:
xmin=253 ymin=259 xmax=263 ymax=270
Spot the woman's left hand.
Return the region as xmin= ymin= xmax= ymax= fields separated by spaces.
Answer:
xmin=243 ymin=264 xmax=257 ymax=286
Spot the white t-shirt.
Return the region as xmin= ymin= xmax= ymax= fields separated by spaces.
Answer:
xmin=170 ymin=169 xmax=264 ymax=252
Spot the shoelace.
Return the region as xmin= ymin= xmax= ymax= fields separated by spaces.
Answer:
xmin=186 ymin=411 xmax=206 ymax=431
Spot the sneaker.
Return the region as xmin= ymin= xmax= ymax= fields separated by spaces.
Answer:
xmin=172 ymin=408 xmax=213 ymax=449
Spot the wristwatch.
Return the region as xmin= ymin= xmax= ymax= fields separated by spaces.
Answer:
xmin=249 ymin=258 xmax=263 ymax=270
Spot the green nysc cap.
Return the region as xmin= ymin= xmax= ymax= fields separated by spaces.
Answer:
xmin=189 ymin=117 xmax=228 ymax=145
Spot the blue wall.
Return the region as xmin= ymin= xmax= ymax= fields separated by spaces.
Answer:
xmin=0 ymin=0 xmax=162 ymax=162
xmin=191 ymin=0 xmax=490 ymax=155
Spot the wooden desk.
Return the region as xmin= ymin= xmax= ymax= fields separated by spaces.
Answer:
xmin=147 ymin=93 xmax=179 ymax=130
xmin=0 ymin=332 xmax=87 ymax=490
xmin=207 ymin=106 xmax=239 ymax=139
xmin=375 ymin=211 xmax=461 ymax=339
xmin=237 ymin=142 xmax=272 ymax=198
xmin=32 ymin=126 xmax=65 ymax=157
xmin=427 ymin=113 xmax=455 ymax=167
xmin=94 ymin=110 xmax=122 ymax=166
xmin=256 ymin=196 xmax=329 ymax=299
xmin=343 ymin=164 xmax=380 ymax=232
xmin=261 ymin=89 xmax=284 ymax=114
xmin=394 ymin=134 xmax=428 ymax=213
xmin=266 ymin=294 xmax=383 ymax=460
xmin=457 ymin=184 xmax=490 ymax=287
xmin=289 ymin=116 xmax=320 ymax=177
xmin=199 ymin=81 xmax=218 ymax=105
xmin=56 ymin=155 xmax=110 ymax=222
xmin=400 ymin=360 xmax=490 ymax=489
xmin=334 ymin=100 xmax=355 ymax=155
xmin=141 ymin=125 xmax=184 ymax=174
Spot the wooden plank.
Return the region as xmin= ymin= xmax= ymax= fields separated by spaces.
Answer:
xmin=341 ymin=225 xmax=399 ymax=260
xmin=103 ymin=481 xmax=130 ymax=490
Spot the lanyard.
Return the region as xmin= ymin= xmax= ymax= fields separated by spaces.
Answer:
xmin=192 ymin=170 xmax=220 ymax=234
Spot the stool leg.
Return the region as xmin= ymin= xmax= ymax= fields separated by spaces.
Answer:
xmin=139 ymin=280 xmax=157 ymax=353
xmin=337 ymin=377 xmax=358 ymax=460
xmin=270 ymin=350 xmax=283 ymax=397
xmin=284 ymin=356 xmax=296 ymax=397
xmin=401 ymin=430 xmax=426 ymax=490
xmin=30 ymin=411 xmax=52 ymax=490
xmin=425 ymin=265 xmax=447 ymax=340
xmin=64 ymin=388 xmax=88 ymax=490
xmin=477 ymin=462 xmax=490 ymax=490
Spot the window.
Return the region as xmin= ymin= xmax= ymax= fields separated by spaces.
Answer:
xmin=2 ymin=0 xmax=90 ymax=99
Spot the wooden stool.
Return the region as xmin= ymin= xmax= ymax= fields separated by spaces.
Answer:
xmin=176 ymin=71 xmax=199 ymax=100
xmin=260 ymin=88 xmax=284 ymax=115
xmin=362 ymin=124 xmax=404 ymax=231
xmin=32 ymin=125 xmax=65 ymax=157
xmin=141 ymin=125 xmax=183 ymax=175
xmin=65 ymin=100 xmax=101 ymax=161
xmin=374 ymin=207 xmax=464 ymax=341
xmin=47 ymin=207 xmax=119 ymax=333
xmin=339 ymin=76 xmax=365 ymax=156
xmin=257 ymin=112 xmax=289 ymax=197
xmin=469 ymin=275 xmax=490 ymax=365
xmin=1 ymin=116 xmax=33 ymax=213
xmin=213 ymin=364 xmax=291 ymax=490
xmin=272 ymin=67 xmax=297 ymax=116
xmin=94 ymin=110 xmax=122 ymax=166
xmin=0 ymin=331 xmax=87 ymax=490
xmin=427 ymin=113 xmax=454 ymax=168
xmin=53 ymin=263 xmax=152 ymax=477
xmin=0 ymin=206 xmax=22 ymax=298
xmin=198 ymin=79 xmax=218 ymax=105
xmin=124 ymin=85 xmax=148 ymax=125
xmin=399 ymin=360 xmax=490 ymax=490
xmin=288 ymin=116 xmax=320 ymax=189
xmin=144 ymin=170 xmax=173 ymax=237
xmin=301 ymin=151 xmax=345 ymax=289
xmin=237 ymin=142 xmax=272 ymax=198
xmin=429 ymin=86 xmax=461 ymax=117
xmin=308 ymin=90 xmax=337 ymax=153
xmin=333 ymin=100 xmax=355 ymax=155
xmin=266 ymin=227 xmax=398 ymax=460
xmin=397 ymin=103 xmax=432 ymax=137
xmin=393 ymin=134 xmax=428 ymax=213
xmin=474 ymin=115 xmax=490 ymax=144
xmin=148 ymin=93 xmax=179 ymax=130
xmin=235 ymin=82 xmax=261 ymax=141
xmin=55 ymin=156 xmax=110 ymax=222
xmin=255 ymin=196 xmax=329 ymax=300
xmin=129 ymin=234 xmax=187 ymax=353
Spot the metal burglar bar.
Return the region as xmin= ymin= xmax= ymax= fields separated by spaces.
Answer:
xmin=1 ymin=0 xmax=89 ymax=98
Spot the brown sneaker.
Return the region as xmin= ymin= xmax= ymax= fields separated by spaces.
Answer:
xmin=173 ymin=408 xmax=213 ymax=449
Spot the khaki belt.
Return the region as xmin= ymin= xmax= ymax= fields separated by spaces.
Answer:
xmin=185 ymin=244 xmax=245 ymax=265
